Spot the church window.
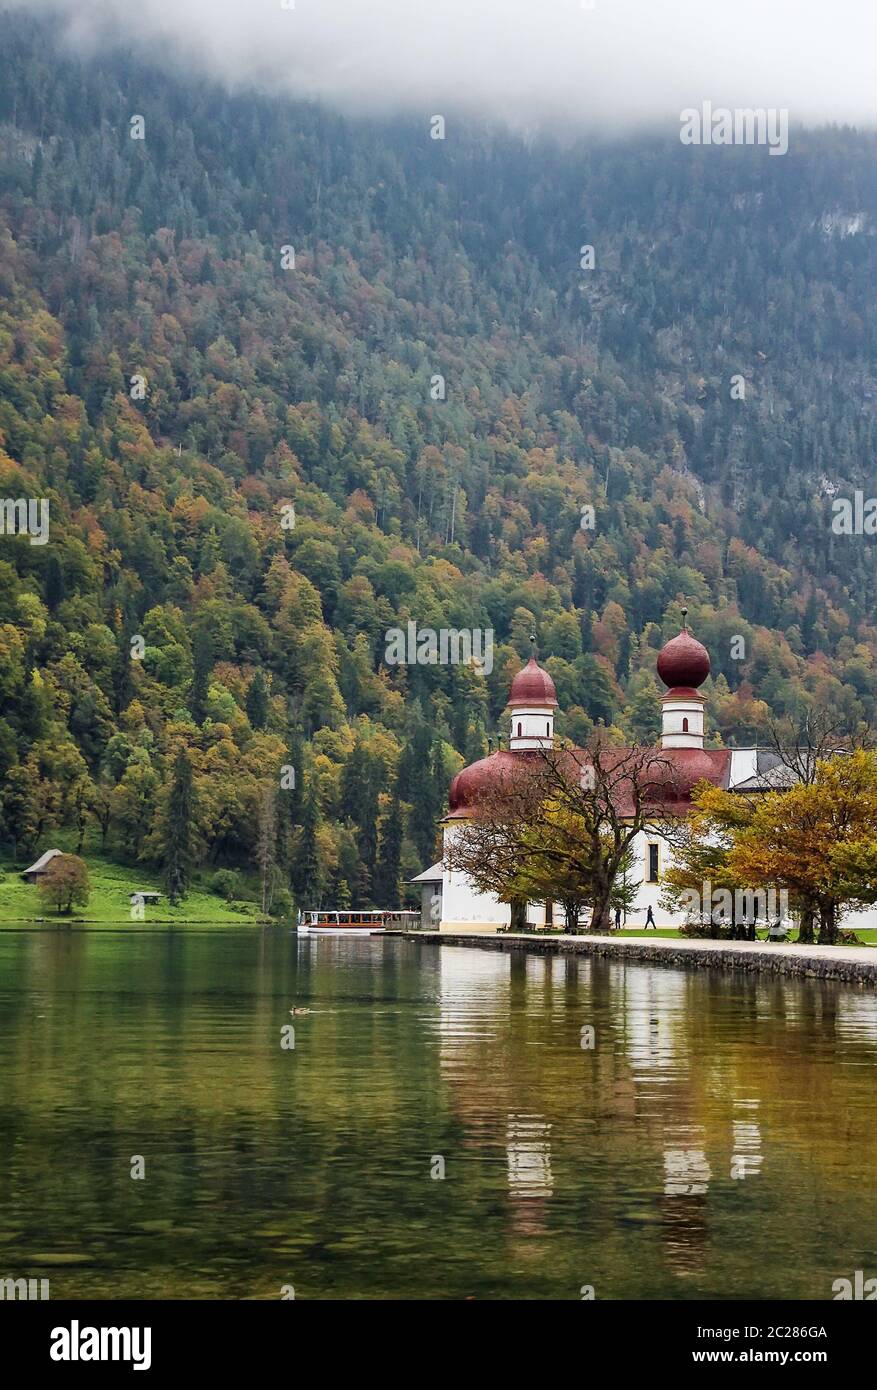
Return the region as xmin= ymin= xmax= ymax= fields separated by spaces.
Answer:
xmin=517 ymin=722 xmax=522 ymax=737
xmin=647 ymin=843 xmax=660 ymax=883
xmin=682 ymin=717 xmax=689 ymax=732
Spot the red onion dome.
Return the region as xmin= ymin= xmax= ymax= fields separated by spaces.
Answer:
xmin=657 ymin=629 xmax=710 ymax=691
xmin=447 ymin=749 xmax=540 ymax=815
xmin=507 ymin=657 xmax=558 ymax=708
xmin=448 ymin=751 xmax=515 ymax=812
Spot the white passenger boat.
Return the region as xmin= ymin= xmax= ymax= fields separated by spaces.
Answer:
xmin=298 ymin=909 xmax=388 ymax=936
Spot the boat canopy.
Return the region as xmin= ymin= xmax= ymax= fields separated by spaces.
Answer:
xmin=301 ymin=909 xmax=388 ymax=923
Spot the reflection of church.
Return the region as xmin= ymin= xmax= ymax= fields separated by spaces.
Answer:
xmin=433 ymin=945 xmax=771 ymax=1283
xmin=414 ymin=622 xmax=807 ymax=931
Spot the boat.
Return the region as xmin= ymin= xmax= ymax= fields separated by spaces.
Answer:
xmin=298 ymin=909 xmax=388 ymax=936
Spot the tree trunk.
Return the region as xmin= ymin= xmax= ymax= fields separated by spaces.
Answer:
xmin=510 ymin=897 xmax=528 ymax=932
xmin=817 ymin=901 xmax=838 ymax=946
xmin=590 ymin=884 xmax=612 ymax=933
xmin=797 ymin=904 xmax=816 ymax=944
xmin=564 ymin=900 xmax=581 ymax=933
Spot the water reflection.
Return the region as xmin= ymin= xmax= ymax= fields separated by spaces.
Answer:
xmin=731 ymin=1099 xmax=763 ymax=1180
xmin=506 ymin=1113 xmax=554 ymax=1237
xmin=1 ymin=930 xmax=876 ymax=1299
xmin=663 ymin=1137 xmax=712 ymax=1196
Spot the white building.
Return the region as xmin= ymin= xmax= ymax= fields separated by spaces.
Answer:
xmin=424 ymin=624 xmax=877 ymax=934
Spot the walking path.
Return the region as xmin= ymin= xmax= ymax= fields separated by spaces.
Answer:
xmin=405 ymin=931 xmax=877 ymax=984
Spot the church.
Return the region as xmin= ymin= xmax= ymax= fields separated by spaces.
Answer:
xmin=412 ymin=621 xmax=858 ymax=933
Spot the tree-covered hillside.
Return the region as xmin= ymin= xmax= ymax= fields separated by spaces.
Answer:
xmin=2 ymin=12 xmax=877 ymax=908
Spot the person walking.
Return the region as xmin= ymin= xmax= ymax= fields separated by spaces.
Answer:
xmin=645 ymin=906 xmax=656 ymax=930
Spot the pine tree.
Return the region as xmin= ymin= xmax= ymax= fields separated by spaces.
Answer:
xmin=246 ymin=668 xmax=269 ymax=730
xmin=373 ymin=787 xmax=403 ymax=907
xmin=190 ymin=627 xmax=213 ymax=725
xmin=396 ymin=704 xmax=431 ymax=798
xmin=341 ymin=737 xmax=382 ymax=903
xmin=291 ymin=783 xmax=322 ymax=905
xmin=112 ymin=628 xmax=134 ymax=717
xmin=45 ymin=553 xmax=65 ymax=611
xmin=163 ymin=747 xmax=195 ymax=906
xmin=408 ymin=738 xmax=443 ymax=866
xmin=256 ymin=782 xmax=278 ymax=914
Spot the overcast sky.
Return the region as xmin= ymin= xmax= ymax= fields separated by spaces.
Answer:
xmin=12 ymin=0 xmax=877 ymax=132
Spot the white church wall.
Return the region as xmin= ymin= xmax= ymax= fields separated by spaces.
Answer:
xmin=440 ymin=823 xmax=510 ymax=931
xmin=439 ymin=819 xmax=877 ymax=935
xmin=623 ymin=827 xmax=688 ymax=928
xmin=729 ymin=748 xmax=759 ymax=786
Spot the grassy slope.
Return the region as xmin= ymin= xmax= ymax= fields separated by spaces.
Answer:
xmin=0 ymin=836 xmax=269 ymax=926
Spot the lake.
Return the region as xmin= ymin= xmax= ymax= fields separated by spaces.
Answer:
xmin=0 ymin=928 xmax=875 ymax=1299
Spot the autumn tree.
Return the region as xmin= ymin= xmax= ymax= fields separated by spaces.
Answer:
xmin=729 ymin=751 xmax=877 ymax=944
xmin=659 ymin=781 xmax=762 ymax=938
xmin=446 ymin=738 xmax=675 ymax=932
xmin=533 ymin=740 xmax=677 ymax=931
xmin=442 ymin=760 xmax=546 ymax=931
xmin=38 ymin=854 xmax=90 ymax=915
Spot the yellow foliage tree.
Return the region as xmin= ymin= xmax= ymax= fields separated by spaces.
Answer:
xmin=728 ymin=751 xmax=877 ymax=944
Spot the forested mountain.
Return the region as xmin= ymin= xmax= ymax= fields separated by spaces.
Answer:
xmin=2 ymin=10 xmax=877 ymax=908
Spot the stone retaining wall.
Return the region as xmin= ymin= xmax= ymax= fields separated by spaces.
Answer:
xmin=407 ymin=931 xmax=877 ymax=985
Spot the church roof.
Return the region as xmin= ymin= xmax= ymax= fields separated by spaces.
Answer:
xmin=447 ymin=749 xmax=539 ymax=818
xmin=656 ymin=628 xmax=710 ymax=690
xmin=507 ymin=657 xmax=558 ymax=708
xmin=446 ymin=744 xmax=731 ymax=819
xmin=729 ymin=750 xmax=798 ymax=791
xmin=446 ymin=618 xmax=728 ymax=821
xmin=409 ymin=861 xmax=444 ymax=883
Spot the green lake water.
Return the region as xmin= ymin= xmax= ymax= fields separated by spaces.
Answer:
xmin=0 ymin=928 xmax=876 ymax=1300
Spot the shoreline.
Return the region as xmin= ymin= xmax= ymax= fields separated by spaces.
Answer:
xmin=0 ymin=917 xmax=272 ymax=930
xmin=406 ymin=931 xmax=877 ymax=985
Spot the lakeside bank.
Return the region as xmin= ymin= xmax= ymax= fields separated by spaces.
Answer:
xmin=407 ymin=931 xmax=877 ymax=985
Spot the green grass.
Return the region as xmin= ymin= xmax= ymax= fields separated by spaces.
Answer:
xmin=0 ymin=844 xmax=272 ymax=926
xmin=613 ymin=928 xmax=680 ymax=939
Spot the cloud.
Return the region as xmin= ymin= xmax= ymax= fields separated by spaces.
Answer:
xmin=9 ymin=0 xmax=877 ymax=132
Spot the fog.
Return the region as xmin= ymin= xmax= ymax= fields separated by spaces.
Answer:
xmin=9 ymin=0 xmax=877 ymax=132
